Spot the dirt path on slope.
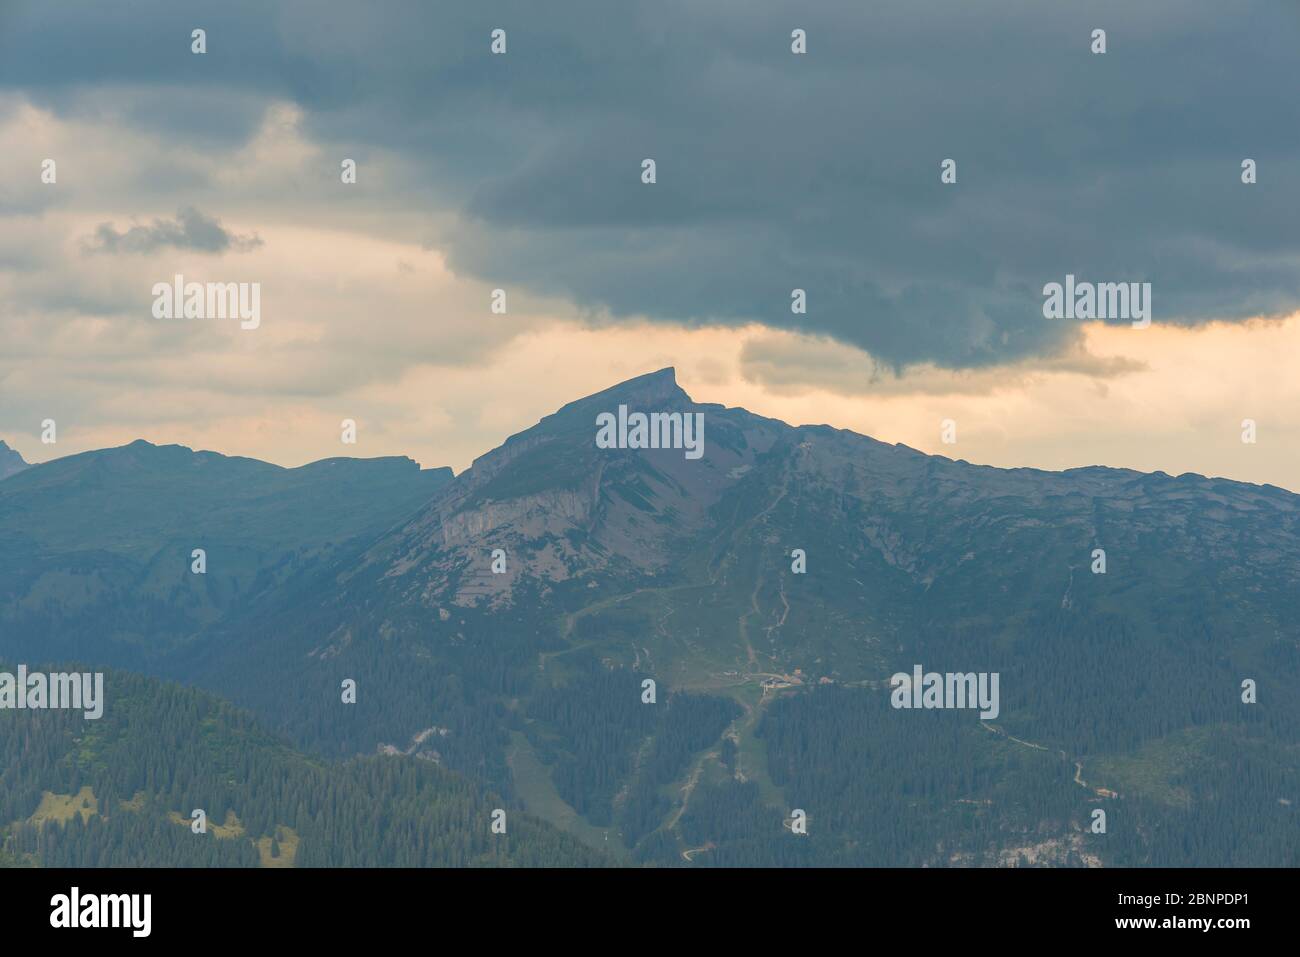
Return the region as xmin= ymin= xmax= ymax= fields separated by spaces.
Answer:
xmin=981 ymin=723 xmax=1103 ymax=796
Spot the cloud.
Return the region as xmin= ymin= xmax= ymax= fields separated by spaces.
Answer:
xmin=2 ymin=0 xmax=1299 ymax=369
xmin=738 ymin=331 xmax=1149 ymax=398
xmin=84 ymin=206 xmax=262 ymax=254
xmin=0 ymin=0 xmax=1297 ymax=494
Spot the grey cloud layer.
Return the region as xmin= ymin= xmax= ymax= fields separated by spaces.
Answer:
xmin=3 ymin=0 xmax=1299 ymax=367
xmin=86 ymin=207 xmax=262 ymax=254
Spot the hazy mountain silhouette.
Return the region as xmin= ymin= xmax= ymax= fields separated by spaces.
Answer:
xmin=0 ymin=440 xmax=451 ymax=665
xmin=0 ymin=440 xmax=27 ymax=481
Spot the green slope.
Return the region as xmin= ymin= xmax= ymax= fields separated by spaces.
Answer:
xmin=0 ymin=666 xmax=609 ymax=867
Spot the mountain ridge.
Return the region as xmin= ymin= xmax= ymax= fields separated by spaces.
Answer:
xmin=0 ymin=436 xmax=452 ymax=481
xmin=4 ymin=367 xmax=1291 ymax=495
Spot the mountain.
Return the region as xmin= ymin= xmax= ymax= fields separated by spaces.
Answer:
xmin=0 ymin=441 xmax=452 ymax=665
xmin=1 ymin=370 xmax=1297 ymax=866
xmin=0 ymin=667 xmax=607 ymax=867
xmin=189 ymin=368 xmax=1299 ymax=865
xmin=0 ymin=441 xmax=27 ymax=481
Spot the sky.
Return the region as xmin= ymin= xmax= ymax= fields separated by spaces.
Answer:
xmin=1 ymin=0 xmax=1298 ymax=489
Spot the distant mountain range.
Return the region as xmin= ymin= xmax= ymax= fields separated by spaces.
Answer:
xmin=0 ymin=440 xmax=450 ymax=665
xmin=2 ymin=369 xmax=1297 ymax=866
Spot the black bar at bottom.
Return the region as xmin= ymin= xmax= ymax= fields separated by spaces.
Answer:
xmin=0 ymin=866 xmax=1287 ymax=944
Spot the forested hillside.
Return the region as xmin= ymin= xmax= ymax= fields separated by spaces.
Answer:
xmin=0 ymin=668 xmax=608 ymax=867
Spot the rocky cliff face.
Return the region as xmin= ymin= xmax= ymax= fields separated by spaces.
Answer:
xmin=354 ymin=368 xmax=790 ymax=606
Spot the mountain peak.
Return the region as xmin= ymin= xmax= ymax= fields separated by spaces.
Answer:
xmin=635 ymin=366 xmax=677 ymax=385
xmin=550 ymin=367 xmax=691 ymax=421
xmin=615 ymin=365 xmax=680 ymax=394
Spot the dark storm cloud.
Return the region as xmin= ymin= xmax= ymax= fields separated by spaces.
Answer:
xmin=86 ymin=207 xmax=262 ymax=255
xmin=3 ymin=0 xmax=1299 ymax=367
